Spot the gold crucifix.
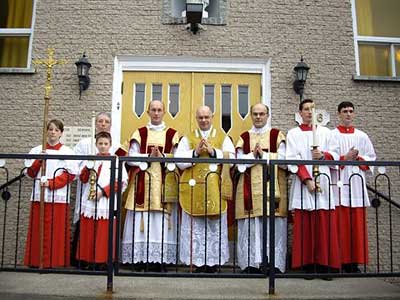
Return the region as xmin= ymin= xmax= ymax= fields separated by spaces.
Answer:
xmin=33 ymin=48 xmax=66 ymax=99
xmin=32 ymin=48 xmax=66 ymax=269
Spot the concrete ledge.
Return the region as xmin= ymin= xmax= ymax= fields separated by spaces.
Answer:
xmin=1 ymin=272 xmax=400 ymax=300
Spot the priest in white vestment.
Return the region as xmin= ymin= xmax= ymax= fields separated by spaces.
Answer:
xmin=175 ymin=106 xmax=235 ymax=273
xmin=121 ymin=100 xmax=180 ymax=271
xmin=235 ymin=103 xmax=287 ymax=274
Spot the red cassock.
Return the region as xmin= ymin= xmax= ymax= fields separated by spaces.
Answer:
xmin=292 ymin=209 xmax=341 ymax=269
xmin=76 ymin=216 xmax=116 ymax=264
xmin=24 ymin=143 xmax=75 ymax=268
xmin=336 ymin=206 xmax=368 ymax=264
xmin=75 ymin=158 xmax=121 ymax=264
xmin=24 ymin=202 xmax=71 ymax=268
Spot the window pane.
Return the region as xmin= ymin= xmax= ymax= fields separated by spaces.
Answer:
xmin=169 ymin=84 xmax=179 ymax=117
xmin=358 ymin=44 xmax=391 ymax=76
xmin=356 ymin=0 xmax=400 ymax=37
xmin=238 ymin=85 xmax=249 ymax=118
xmin=396 ymin=46 xmax=400 ymax=76
xmin=134 ymin=83 xmax=145 ymax=117
xmin=0 ymin=0 xmax=33 ymax=28
xmin=221 ymin=85 xmax=231 ymax=133
xmin=204 ymin=84 xmax=215 ymax=112
xmin=0 ymin=36 xmax=29 ymax=67
xmin=152 ymin=83 xmax=162 ymax=101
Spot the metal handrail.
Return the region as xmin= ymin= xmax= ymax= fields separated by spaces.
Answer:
xmin=367 ymin=184 xmax=400 ymax=209
xmin=0 ymin=174 xmax=25 ymax=191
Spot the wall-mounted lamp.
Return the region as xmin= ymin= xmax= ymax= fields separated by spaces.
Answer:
xmin=186 ymin=0 xmax=204 ymax=34
xmin=75 ymin=53 xmax=91 ymax=99
xmin=293 ymin=56 xmax=310 ymax=101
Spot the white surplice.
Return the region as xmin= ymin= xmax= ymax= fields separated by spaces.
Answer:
xmin=175 ymin=126 xmax=235 ymax=266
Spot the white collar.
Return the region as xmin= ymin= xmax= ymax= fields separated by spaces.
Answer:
xmin=198 ymin=126 xmax=213 ymax=139
xmin=249 ymin=123 xmax=269 ymax=134
xmin=147 ymin=122 xmax=166 ymax=131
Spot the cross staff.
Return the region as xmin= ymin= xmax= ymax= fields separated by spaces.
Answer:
xmin=33 ymin=48 xmax=66 ymax=269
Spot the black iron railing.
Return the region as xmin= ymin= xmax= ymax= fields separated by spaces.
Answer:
xmin=0 ymin=154 xmax=399 ymax=295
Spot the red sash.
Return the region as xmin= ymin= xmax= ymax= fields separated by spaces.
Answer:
xmin=241 ymin=128 xmax=279 ymax=211
xmin=134 ymin=127 xmax=177 ymax=207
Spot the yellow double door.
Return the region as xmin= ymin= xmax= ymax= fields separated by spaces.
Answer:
xmin=120 ymin=71 xmax=262 ymax=146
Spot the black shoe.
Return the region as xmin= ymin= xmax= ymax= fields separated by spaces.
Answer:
xmin=95 ymin=263 xmax=107 ymax=271
xmin=268 ymin=267 xmax=283 ymax=275
xmin=147 ymin=262 xmax=160 ymax=272
xmin=241 ymin=266 xmax=263 ymax=274
xmin=206 ymin=266 xmax=217 ymax=273
xmin=342 ymin=263 xmax=361 ymax=273
xmin=133 ymin=262 xmax=145 ymax=272
xmin=147 ymin=262 xmax=168 ymax=272
xmin=318 ymin=265 xmax=336 ymax=280
xmin=194 ymin=265 xmax=207 ymax=273
xmin=321 ymin=277 xmax=333 ymax=281
xmin=303 ymin=264 xmax=316 ymax=280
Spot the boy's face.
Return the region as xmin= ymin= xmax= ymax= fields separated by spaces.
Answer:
xmin=47 ymin=122 xmax=63 ymax=144
xmin=96 ymin=137 xmax=111 ymax=154
xmin=338 ymin=106 xmax=355 ymax=127
xmin=299 ymin=101 xmax=313 ymax=124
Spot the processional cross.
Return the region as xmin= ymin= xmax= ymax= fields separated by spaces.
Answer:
xmin=32 ymin=48 xmax=66 ymax=268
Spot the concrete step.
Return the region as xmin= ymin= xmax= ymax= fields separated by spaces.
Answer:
xmin=0 ymin=272 xmax=399 ymax=300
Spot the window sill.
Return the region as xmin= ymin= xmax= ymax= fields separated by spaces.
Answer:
xmin=353 ymin=75 xmax=400 ymax=82
xmin=0 ymin=67 xmax=36 ymax=74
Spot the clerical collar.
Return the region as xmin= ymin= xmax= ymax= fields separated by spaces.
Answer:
xmin=250 ymin=123 xmax=269 ymax=134
xmin=46 ymin=142 xmax=62 ymax=150
xmin=198 ymin=126 xmax=213 ymax=139
xmin=147 ymin=122 xmax=166 ymax=131
xmin=337 ymin=125 xmax=355 ymax=134
xmin=299 ymin=124 xmax=313 ymax=131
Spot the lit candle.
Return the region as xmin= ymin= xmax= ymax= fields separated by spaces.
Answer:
xmin=311 ymin=105 xmax=318 ymax=147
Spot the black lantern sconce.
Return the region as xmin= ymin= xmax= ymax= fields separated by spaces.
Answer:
xmin=293 ymin=56 xmax=310 ymax=101
xmin=186 ymin=0 xmax=204 ymax=34
xmin=75 ymin=53 xmax=91 ymax=99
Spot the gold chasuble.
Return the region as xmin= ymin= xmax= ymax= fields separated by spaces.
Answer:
xmin=180 ymin=128 xmax=230 ymax=217
xmin=125 ymin=127 xmax=179 ymax=213
xmin=235 ymin=129 xmax=288 ymax=219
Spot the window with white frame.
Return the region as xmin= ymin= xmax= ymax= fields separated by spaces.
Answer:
xmin=0 ymin=0 xmax=35 ymax=69
xmin=352 ymin=0 xmax=400 ymax=77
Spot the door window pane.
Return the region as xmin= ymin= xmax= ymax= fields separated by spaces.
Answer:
xmin=152 ymin=83 xmax=162 ymax=101
xmin=204 ymin=84 xmax=215 ymax=112
xmin=238 ymin=85 xmax=249 ymax=118
xmin=359 ymin=44 xmax=391 ymax=76
xmin=355 ymin=0 xmax=400 ymax=37
xmin=134 ymin=83 xmax=145 ymax=117
xmin=169 ymin=84 xmax=179 ymax=117
xmin=221 ymin=85 xmax=231 ymax=133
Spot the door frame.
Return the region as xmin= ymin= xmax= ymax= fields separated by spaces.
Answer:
xmin=111 ymin=56 xmax=271 ymax=145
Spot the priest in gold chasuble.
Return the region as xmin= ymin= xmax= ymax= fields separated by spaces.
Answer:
xmin=121 ymin=100 xmax=180 ymax=268
xmin=176 ymin=106 xmax=235 ymax=271
xmin=235 ymin=103 xmax=288 ymax=273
